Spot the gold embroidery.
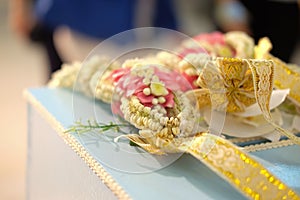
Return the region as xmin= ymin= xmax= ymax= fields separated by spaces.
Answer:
xmin=117 ymin=132 xmax=300 ymax=200
xmin=248 ymin=60 xmax=300 ymax=145
xmin=185 ymin=133 xmax=300 ymax=200
xmin=195 ymin=57 xmax=300 ymax=145
xmin=197 ymin=58 xmax=257 ymax=113
xmin=255 ymin=37 xmax=300 ymax=105
xmin=217 ymin=58 xmax=256 ymax=112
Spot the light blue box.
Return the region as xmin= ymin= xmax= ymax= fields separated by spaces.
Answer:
xmin=25 ymin=88 xmax=300 ymax=200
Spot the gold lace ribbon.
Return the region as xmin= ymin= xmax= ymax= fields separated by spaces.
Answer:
xmin=120 ymin=132 xmax=300 ymax=199
xmin=255 ymin=37 xmax=300 ymax=105
xmin=195 ymin=57 xmax=300 ymax=145
xmin=187 ymin=57 xmax=300 ymax=198
xmin=181 ymin=133 xmax=300 ymax=200
xmin=248 ymin=59 xmax=300 ymax=145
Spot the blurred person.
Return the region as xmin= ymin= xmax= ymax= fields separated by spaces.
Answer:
xmin=173 ymin=0 xmax=215 ymax=36
xmin=10 ymin=0 xmax=178 ymax=72
xmin=53 ymin=0 xmax=178 ymax=62
xmin=9 ymin=0 xmax=63 ymax=77
xmin=214 ymin=0 xmax=251 ymax=34
xmin=214 ymin=0 xmax=300 ymax=62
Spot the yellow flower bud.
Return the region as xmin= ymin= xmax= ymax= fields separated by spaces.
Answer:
xmin=150 ymin=82 xmax=168 ymax=96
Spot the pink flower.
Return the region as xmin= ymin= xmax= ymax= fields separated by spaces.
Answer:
xmin=134 ymin=85 xmax=175 ymax=108
xmin=111 ymin=66 xmax=196 ymax=110
xmin=111 ymin=68 xmax=144 ymax=97
xmin=193 ymin=31 xmax=226 ymax=45
xmin=134 ymin=85 xmax=155 ymax=107
xmin=182 ymin=72 xmax=198 ymax=89
xmin=179 ymin=47 xmax=206 ymax=58
xmin=111 ymin=101 xmax=123 ymax=116
xmin=194 ymin=32 xmax=236 ymax=57
xmin=108 ymin=68 xmax=130 ymax=82
xmin=153 ymin=68 xmax=195 ymax=91
xmin=161 ymin=90 xmax=174 ymax=108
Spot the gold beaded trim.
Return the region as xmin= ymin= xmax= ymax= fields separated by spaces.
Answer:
xmin=228 ymin=136 xmax=262 ymax=144
xmin=23 ymin=90 xmax=131 ymax=200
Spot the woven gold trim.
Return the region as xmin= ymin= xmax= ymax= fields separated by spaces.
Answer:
xmin=23 ymin=90 xmax=131 ymax=200
xmin=228 ymin=137 xmax=262 ymax=144
xmin=242 ymin=139 xmax=296 ymax=152
xmin=228 ymin=137 xmax=296 ymax=152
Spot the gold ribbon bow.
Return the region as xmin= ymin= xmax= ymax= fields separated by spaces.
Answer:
xmin=192 ymin=57 xmax=300 ymax=145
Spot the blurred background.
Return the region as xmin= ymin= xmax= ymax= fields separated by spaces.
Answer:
xmin=0 ymin=0 xmax=299 ymax=199
xmin=0 ymin=0 xmax=47 ymax=199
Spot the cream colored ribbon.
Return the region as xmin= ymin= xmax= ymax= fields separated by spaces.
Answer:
xmin=248 ymin=59 xmax=300 ymax=145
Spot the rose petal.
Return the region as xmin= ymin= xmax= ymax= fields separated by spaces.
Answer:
xmin=194 ymin=32 xmax=225 ymax=45
xmin=135 ymin=91 xmax=154 ymax=104
xmin=162 ymin=91 xmax=174 ymax=108
xmin=179 ymin=48 xmax=205 ymax=58
xmin=110 ymin=68 xmax=130 ymax=82
xmin=111 ymin=101 xmax=123 ymax=117
xmin=182 ymin=72 xmax=198 ymax=90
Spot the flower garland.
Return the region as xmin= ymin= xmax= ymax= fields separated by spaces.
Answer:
xmin=49 ymin=31 xmax=300 ymax=199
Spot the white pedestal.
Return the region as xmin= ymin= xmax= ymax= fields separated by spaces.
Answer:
xmin=27 ymin=103 xmax=116 ymax=200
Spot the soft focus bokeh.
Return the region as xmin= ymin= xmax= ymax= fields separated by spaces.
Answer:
xmin=0 ymin=0 xmax=299 ymax=199
xmin=0 ymin=0 xmax=48 ymax=199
